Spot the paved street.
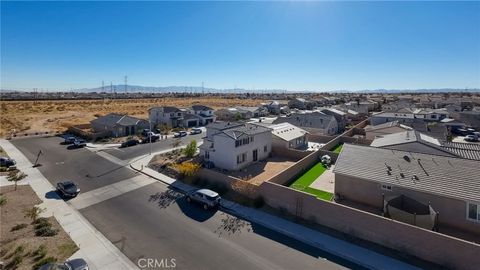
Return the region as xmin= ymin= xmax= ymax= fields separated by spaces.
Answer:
xmin=103 ymin=133 xmax=204 ymax=161
xmin=11 ymin=136 xmax=139 ymax=192
xmin=10 ymin=136 xmax=363 ymax=270
xmin=80 ymin=182 xmax=362 ymax=270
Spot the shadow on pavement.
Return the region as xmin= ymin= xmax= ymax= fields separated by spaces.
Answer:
xmin=147 ymin=188 xmax=216 ymax=222
xmin=45 ymin=190 xmax=63 ymax=200
xmin=250 ymin=222 xmax=368 ymax=270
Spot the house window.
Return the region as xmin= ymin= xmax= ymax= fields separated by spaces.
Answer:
xmin=237 ymin=153 xmax=247 ymax=164
xmin=205 ymin=151 xmax=210 ymax=159
xmin=381 ymin=184 xmax=392 ymax=191
xmin=251 ymin=136 xmax=254 ymax=142
xmin=264 ymin=145 xmax=268 ymax=152
xmin=467 ymin=203 xmax=480 ymax=221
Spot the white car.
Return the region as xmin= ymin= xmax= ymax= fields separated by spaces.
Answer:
xmin=186 ymin=189 xmax=221 ymax=210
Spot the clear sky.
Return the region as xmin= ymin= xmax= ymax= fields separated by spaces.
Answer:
xmin=1 ymin=1 xmax=479 ymax=91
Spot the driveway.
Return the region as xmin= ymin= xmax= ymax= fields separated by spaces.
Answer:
xmin=80 ymin=182 xmax=362 ymax=270
xmin=11 ymin=136 xmax=139 ymax=193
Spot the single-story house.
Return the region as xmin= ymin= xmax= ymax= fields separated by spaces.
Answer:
xmin=270 ymin=122 xmax=308 ymax=150
xmin=273 ymin=111 xmax=339 ymax=136
xmin=90 ymin=113 xmax=149 ymax=137
xmin=334 ymin=144 xmax=480 ymax=236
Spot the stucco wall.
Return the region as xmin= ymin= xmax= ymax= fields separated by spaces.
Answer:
xmin=259 ymin=182 xmax=480 ymax=270
xmin=335 ymin=174 xmax=480 ymax=235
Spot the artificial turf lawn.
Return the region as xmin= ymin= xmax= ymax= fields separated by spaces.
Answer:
xmin=332 ymin=143 xmax=344 ymax=153
xmin=289 ymin=163 xmax=333 ymax=201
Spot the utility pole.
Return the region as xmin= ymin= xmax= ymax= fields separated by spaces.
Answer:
xmin=124 ymin=75 xmax=128 ymax=94
xmin=202 ymin=81 xmax=204 ymax=95
xmin=102 ymin=80 xmax=105 ymax=92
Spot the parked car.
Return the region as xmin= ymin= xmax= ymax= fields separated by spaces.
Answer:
xmin=173 ymin=131 xmax=187 ymax=138
xmin=64 ymin=136 xmax=76 ymax=144
xmin=56 ymin=181 xmax=80 ymax=197
xmin=121 ymin=139 xmax=139 ymax=148
xmin=186 ymin=189 xmax=221 ymax=210
xmin=142 ymin=132 xmax=160 ymax=143
xmin=38 ymin=258 xmax=88 ymax=270
xmin=190 ymin=128 xmax=202 ymax=135
xmin=0 ymin=157 xmax=16 ymax=168
xmin=464 ymin=135 xmax=479 ymax=142
xmin=73 ymin=139 xmax=87 ymax=148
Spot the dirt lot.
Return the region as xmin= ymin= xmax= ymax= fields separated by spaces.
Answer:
xmin=228 ymin=156 xmax=297 ymax=185
xmin=0 ymin=185 xmax=78 ymax=270
xmin=0 ymin=97 xmax=269 ymax=137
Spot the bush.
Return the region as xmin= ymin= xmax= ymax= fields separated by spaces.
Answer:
xmin=32 ymin=256 xmax=57 ymax=269
xmin=34 ymin=217 xmax=49 ymax=225
xmin=7 ymin=254 xmax=23 ymax=268
xmin=32 ymin=244 xmax=47 ymax=261
xmin=170 ymin=162 xmax=201 ymax=177
xmin=11 ymin=223 xmax=28 ymax=231
xmin=0 ymin=194 xmax=6 ymax=206
xmin=35 ymin=226 xmax=58 ymax=237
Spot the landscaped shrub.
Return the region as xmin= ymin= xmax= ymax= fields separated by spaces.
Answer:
xmin=35 ymin=226 xmax=58 ymax=237
xmin=32 ymin=256 xmax=57 ymax=269
xmin=170 ymin=162 xmax=201 ymax=178
xmin=11 ymin=223 xmax=28 ymax=231
xmin=32 ymin=244 xmax=47 ymax=261
xmin=7 ymin=254 xmax=24 ymax=269
xmin=0 ymin=194 xmax=6 ymax=206
xmin=34 ymin=217 xmax=49 ymax=225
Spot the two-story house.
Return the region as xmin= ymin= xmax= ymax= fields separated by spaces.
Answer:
xmin=190 ymin=105 xmax=216 ymax=125
xmin=148 ymin=106 xmax=184 ymax=128
xmin=199 ymin=122 xmax=272 ymax=171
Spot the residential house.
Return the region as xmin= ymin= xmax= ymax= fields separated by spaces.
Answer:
xmin=190 ymin=105 xmax=216 ymax=125
xmin=334 ymin=144 xmax=480 ymax=235
xmin=370 ymin=130 xmax=480 ymax=160
xmin=199 ymin=122 xmax=272 ymax=171
xmin=90 ymin=113 xmax=149 ymax=137
xmin=149 ymin=106 xmax=184 ymax=128
xmin=370 ymin=108 xmax=449 ymax=126
xmin=288 ymin=98 xmax=316 ymax=110
xmin=215 ymin=106 xmax=267 ymax=121
xmin=270 ymin=123 xmax=308 ymax=150
xmin=273 ymin=111 xmax=339 ymax=135
xmin=320 ymin=108 xmax=347 ymax=132
xmin=364 ymin=121 xmax=412 ymax=140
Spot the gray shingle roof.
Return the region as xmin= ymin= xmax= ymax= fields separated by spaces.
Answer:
xmin=192 ymin=105 xmax=213 ymax=111
xmin=333 ymin=144 xmax=480 ymax=202
xmin=273 ymin=112 xmax=335 ymax=130
xmin=270 ymin=123 xmax=308 ymax=142
xmin=91 ymin=113 xmax=146 ymax=127
xmin=222 ymin=123 xmax=271 ymax=139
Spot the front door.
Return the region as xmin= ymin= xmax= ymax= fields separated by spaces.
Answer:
xmin=253 ymin=149 xmax=258 ymax=162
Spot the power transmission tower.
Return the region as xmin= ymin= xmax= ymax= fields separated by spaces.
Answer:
xmin=124 ymin=75 xmax=128 ymax=93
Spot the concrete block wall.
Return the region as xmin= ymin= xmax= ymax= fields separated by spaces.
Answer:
xmin=259 ymin=182 xmax=480 ymax=270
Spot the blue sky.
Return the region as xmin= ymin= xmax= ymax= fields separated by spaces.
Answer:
xmin=1 ymin=1 xmax=479 ymax=91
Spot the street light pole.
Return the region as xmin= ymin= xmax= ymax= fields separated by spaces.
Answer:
xmin=149 ymin=120 xmax=152 ymax=155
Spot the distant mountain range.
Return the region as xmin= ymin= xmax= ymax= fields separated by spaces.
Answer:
xmin=1 ymin=85 xmax=479 ymax=93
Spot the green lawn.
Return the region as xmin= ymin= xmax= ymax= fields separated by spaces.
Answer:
xmin=331 ymin=143 xmax=344 ymax=153
xmin=289 ymin=163 xmax=333 ymax=201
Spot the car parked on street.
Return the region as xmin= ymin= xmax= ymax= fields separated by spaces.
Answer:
xmin=464 ymin=135 xmax=479 ymax=142
xmin=38 ymin=258 xmax=88 ymax=270
xmin=73 ymin=139 xmax=87 ymax=148
xmin=142 ymin=132 xmax=160 ymax=143
xmin=190 ymin=128 xmax=202 ymax=135
xmin=186 ymin=189 xmax=221 ymax=210
xmin=64 ymin=136 xmax=77 ymax=144
xmin=173 ymin=131 xmax=187 ymax=138
xmin=0 ymin=157 xmax=16 ymax=168
xmin=56 ymin=181 xmax=80 ymax=198
xmin=121 ymin=139 xmax=139 ymax=148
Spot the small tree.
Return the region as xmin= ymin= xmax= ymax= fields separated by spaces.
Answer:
xmin=7 ymin=170 xmax=27 ymax=191
xmin=183 ymin=140 xmax=197 ymax=158
xmin=23 ymin=206 xmax=45 ymax=223
xmin=234 ymin=112 xmax=243 ymax=121
xmin=159 ymin=124 xmax=171 ymax=135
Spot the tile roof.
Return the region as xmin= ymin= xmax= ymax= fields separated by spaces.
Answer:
xmin=270 ymin=123 xmax=308 ymax=141
xmin=91 ymin=113 xmax=146 ymax=127
xmin=333 ymin=144 xmax=480 ymax=202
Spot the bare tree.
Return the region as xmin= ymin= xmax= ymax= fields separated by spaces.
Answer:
xmin=7 ymin=170 xmax=27 ymax=191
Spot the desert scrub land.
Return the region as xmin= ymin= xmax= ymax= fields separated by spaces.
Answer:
xmin=0 ymin=97 xmax=269 ymax=137
xmin=0 ymin=185 xmax=78 ymax=270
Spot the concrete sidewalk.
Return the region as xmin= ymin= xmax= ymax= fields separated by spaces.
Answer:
xmin=130 ymin=154 xmax=420 ymax=270
xmin=0 ymin=139 xmax=138 ymax=270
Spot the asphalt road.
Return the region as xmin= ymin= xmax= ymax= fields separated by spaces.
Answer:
xmin=104 ymin=133 xmax=204 ymax=161
xmin=81 ymin=183 xmax=365 ymax=270
xmin=11 ymin=136 xmax=139 ymax=193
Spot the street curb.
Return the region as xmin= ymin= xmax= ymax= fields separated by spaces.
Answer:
xmin=129 ymin=164 xmax=399 ymax=270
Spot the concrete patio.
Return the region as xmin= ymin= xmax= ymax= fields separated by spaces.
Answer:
xmin=309 ymin=165 xmax=335 ymax=193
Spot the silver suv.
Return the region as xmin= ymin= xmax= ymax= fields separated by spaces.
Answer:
xmin=186 ymin=189 xmax=220 ymax=210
